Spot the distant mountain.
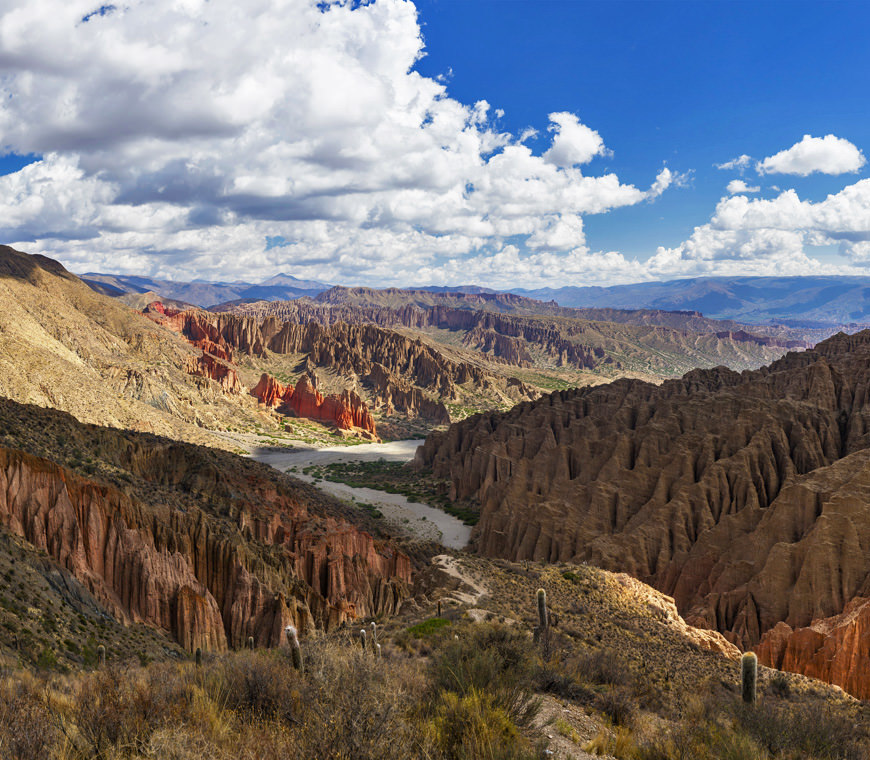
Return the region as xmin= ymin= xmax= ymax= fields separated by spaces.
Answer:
xmin=412 ymin=284 xmax=497 ymax=295
xmin=259 ymin=272 xmax=333 ymax=290
xmin=80 ymin=272 xmax=332 ymax=307
xmin=512 ymin=276 xmax=870 ymax=326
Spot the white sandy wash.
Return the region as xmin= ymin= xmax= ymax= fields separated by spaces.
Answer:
xmin=251 ymin=440 xmax=471 ymax=550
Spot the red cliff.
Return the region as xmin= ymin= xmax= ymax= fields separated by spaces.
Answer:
xmin=756 ymin=597 xmax=870 ymax=700
xmin=251 ymin=372 xmax=377 ymax=436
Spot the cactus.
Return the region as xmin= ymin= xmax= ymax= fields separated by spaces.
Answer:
xmin=537 ymin=588 xmax=549 ymax=630
xmin=195 ymin=647 xmax=202 ymax=667
xmin=247 ymin=636 xmax=255 ymax=651
xmin=286 ymin=625 xmax=303 ymax=672
xmin=370 ymin=621 xmax=378 ymax=648
xmin=359 ymin=628 xmax=367 ymax=651
xmin=742 ymin=652 xmax=757 ymax=704
xmin=376 ymin=643 xmax=382 ymax=658
xmin=97 ymin=644 xmax=106 ymax=667
xmin=535 ymin=588 xmax=550 ymax=656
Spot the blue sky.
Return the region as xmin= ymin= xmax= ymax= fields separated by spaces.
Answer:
xmin=414 ymin=0 xmax=870 ymax=262
xmin=0 ymin=0 xmax=868 ymax=287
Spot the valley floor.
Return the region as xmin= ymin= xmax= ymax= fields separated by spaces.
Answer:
xmin=250 ymin=438 xmax=472 ymax=549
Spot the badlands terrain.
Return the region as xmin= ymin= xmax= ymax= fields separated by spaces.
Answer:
xmin=1 ymin=245 xmax=870 ymax=757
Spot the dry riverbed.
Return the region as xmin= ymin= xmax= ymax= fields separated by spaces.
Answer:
xmin=250 ymin=439 xmax=472 ymax=550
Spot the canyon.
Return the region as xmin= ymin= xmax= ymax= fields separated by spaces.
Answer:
xmin=415 ymin=330 xmax=870 ymax=698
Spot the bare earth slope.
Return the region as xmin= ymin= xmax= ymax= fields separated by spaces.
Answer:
xmin=415 ymin=330 xmax=870 ymax=698
xmin=0 ymin=246 xmax=268 ymax=446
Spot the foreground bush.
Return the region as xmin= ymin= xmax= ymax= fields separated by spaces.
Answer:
xmin=0 ymin=623 xmax=542 ymax=759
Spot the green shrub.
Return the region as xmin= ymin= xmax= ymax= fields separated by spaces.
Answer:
xmin=407 ymin=618 xmax=451 ymax=638
xmin=427 ymin=623 xmax=540 ymax=731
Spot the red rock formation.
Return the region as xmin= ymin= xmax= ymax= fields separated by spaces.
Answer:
xmin=145 ymin=302 xmax=241 ymax=391
xmin=251 ymin=372 xmax=377 ymax=435
xmin=757 ymin=598 xmax=870 ymax=700
xmin=0 ymin=437 xmax=410 ymax=650
xmin=251 ymin=373 xmax=287 ymax=408
xmin=186 ymin=353 xmax=243 ymax=394
xmin=147 ymin=307 xmax=535 ymax=421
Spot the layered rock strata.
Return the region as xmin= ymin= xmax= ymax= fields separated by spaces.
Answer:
xmin=148 ymin=307 xmax=532 ymax=421
xmin=251 ymin=372 xmax=377 ymax=435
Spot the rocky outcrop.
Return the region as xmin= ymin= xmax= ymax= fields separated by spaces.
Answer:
xmin=0 ymin=399 xmax=411 ymax=650
xmin=251 ymin=372 xmax=377 ymax=435
xmin=152 ymin=307 xmax=535 ymax=422
xmin=146 ymin=302 xmax=242 ymax=393
xmin=216 ymin=294 xmax=808 ymax=376
xmin=185 ymin=353 xmax=243 ymax=394
xmin=757 ymin=597 xmax=870 ymax=699
xmin=414 ymin=330 xmax=870 ymax=698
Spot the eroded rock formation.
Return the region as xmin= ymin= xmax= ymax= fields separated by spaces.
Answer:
xmin=252 ymin=372 xmax=377 ymax=436
xmin=0 ymin=400 xmax=410 ymax=650
xmin=415 ymin=330 xmax=870 ymax=697
xmin=149 ymin=306 xmax=529 ymax=422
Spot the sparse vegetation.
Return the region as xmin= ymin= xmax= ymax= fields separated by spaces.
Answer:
xmin=307 ymin=459 xmax=480 ymax=525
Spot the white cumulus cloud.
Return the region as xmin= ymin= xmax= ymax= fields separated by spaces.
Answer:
xmin=649 ymin=178 xmax=870 ymax=278
xmin=726 ymin=179 xmax=760 ymax=195
xmin=757 ymin=134 xmax=866 ymax=176
xmin=715 ymin=154 xmax=752 ymax=171
xmin=0 ymin=0 xmax=679 ymax=287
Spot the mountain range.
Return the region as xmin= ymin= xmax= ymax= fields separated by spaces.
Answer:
xmin=82 ymin=270 xmax=870 ymax=327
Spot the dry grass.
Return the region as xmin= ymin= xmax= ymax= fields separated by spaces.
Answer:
xmin=0 ymin=624 xmax=543 ymax=760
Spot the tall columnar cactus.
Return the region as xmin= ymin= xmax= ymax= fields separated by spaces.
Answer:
xmin=375 ymin=643 xmax=382 ymax=659
xmin=195 ymin=647 xmax=202 ymax=667
xmin=286 ymin=625 xmax=303 ymax=672
xmin=742 ymin=652 xmax=757 ymax=704
xmin=537 ymin=588 xmax=549 ymax=630
xmin=97 ymin=644 xmax=106 ymax=668
xmin=370 ymin=622 xmax=378 ymax=649
xmin=247 ymin=636 xmax=255 ymax=651
xmin=359 ymin=628 xmax=367 ymax=651
xmin=535 ymin=588 xmax=550 ymax=656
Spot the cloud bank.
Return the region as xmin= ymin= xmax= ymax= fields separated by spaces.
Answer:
xmin=0 ymin=0 xmax=680 ymax=287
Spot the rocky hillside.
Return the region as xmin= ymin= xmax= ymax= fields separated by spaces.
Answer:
xmin=0 ymin=246 xmax=271 ymax=447
xmin=147 ymin=304 xmax=535 ymax=428
xmin=219 ymin=289 xmax=811 ymax=378
xmin=0 ymin=397 xmax=410 ymax=660
xmin=415 ymin=330 xmax=870 ymax=699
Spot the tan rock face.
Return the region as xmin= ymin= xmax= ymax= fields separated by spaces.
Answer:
xmin=415 ymin=331 xmax=870 ymax=698
xmin=0 ymin=413 xmax=411 ymax=650
xmin=0 ymin=247 xmax=267 ymax=449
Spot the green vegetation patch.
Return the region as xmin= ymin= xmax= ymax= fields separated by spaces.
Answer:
xmin=307 ymin=459 xmax=480 ymax=525
xmin=407 ymin=617 xmax=451 ymax=638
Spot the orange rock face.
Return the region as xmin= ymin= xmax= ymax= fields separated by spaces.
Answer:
xmin=757 ymin=597 xmax=870 ymax=699
xmin=0 ymin=426 xmax=410 ymax=650
xmin=146 ymin=302 xmax=242 ymax=392
xmin=251 ymin=372 xmax=377 ymax=435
